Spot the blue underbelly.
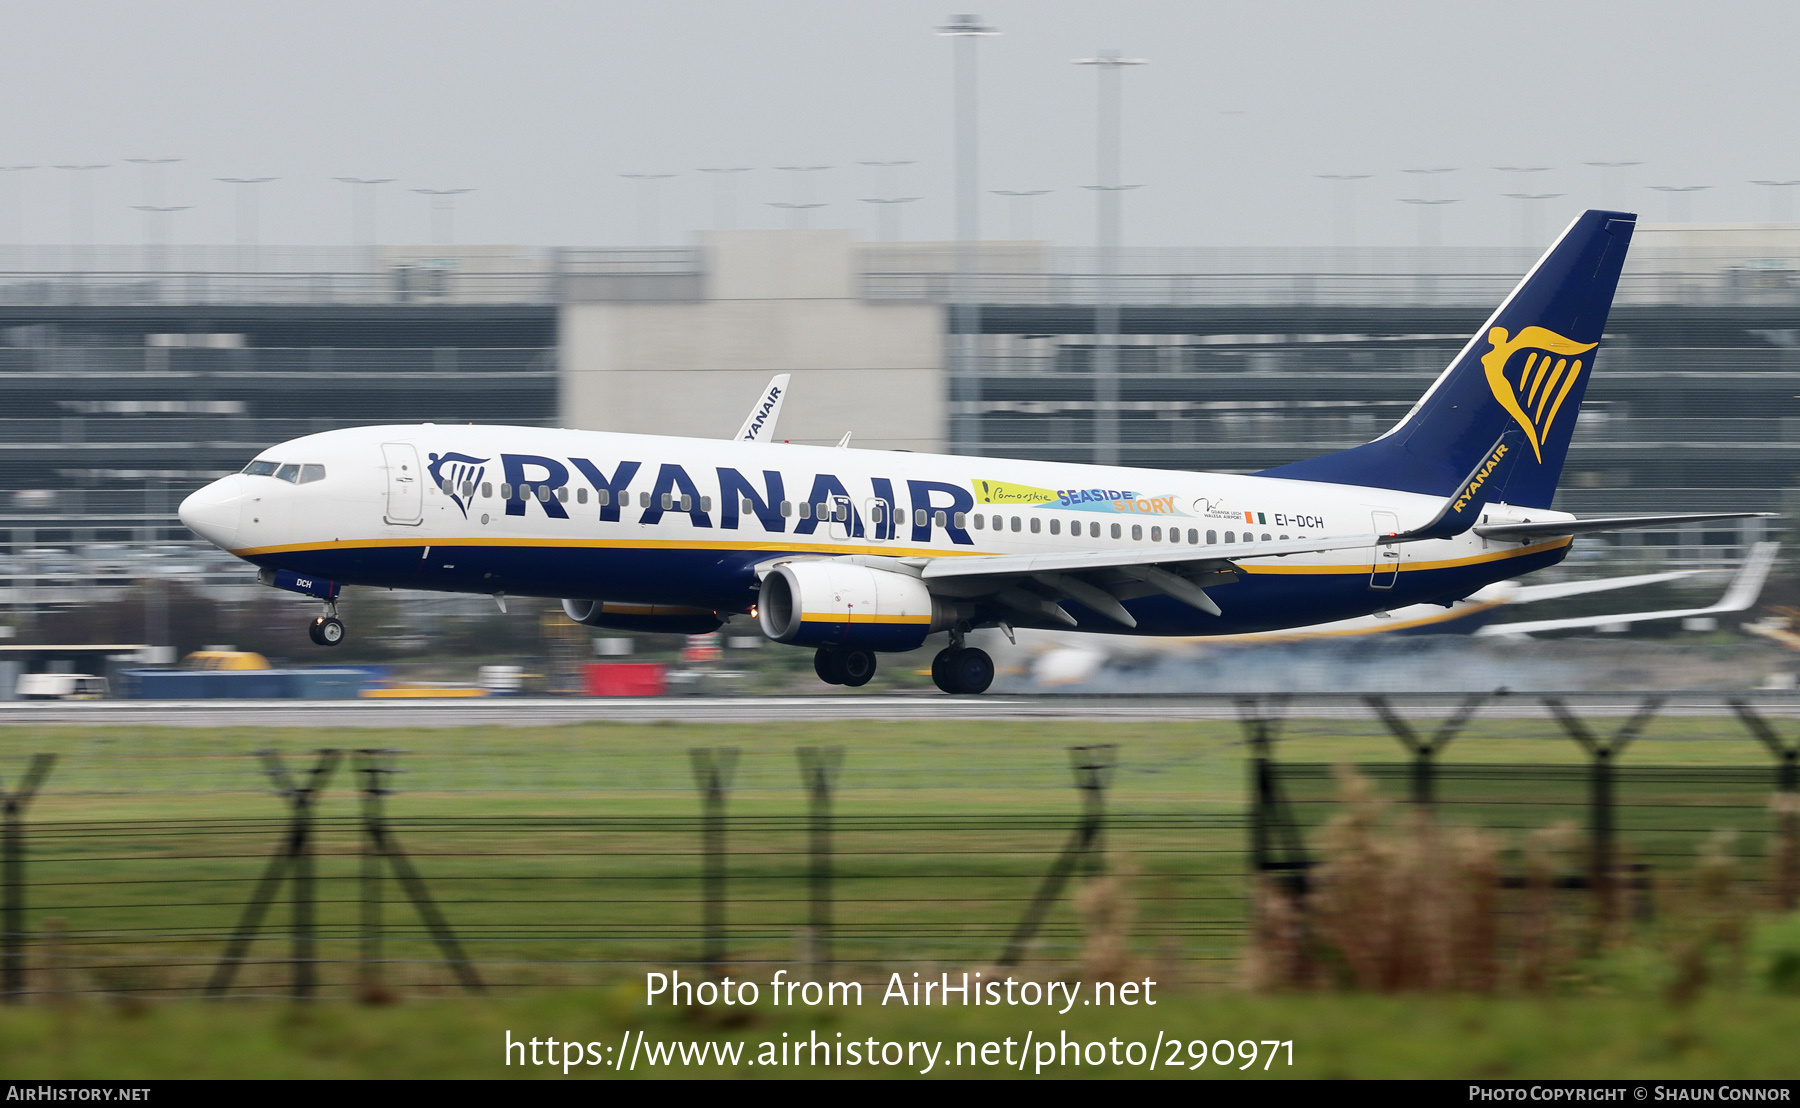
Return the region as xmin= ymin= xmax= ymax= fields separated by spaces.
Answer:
xmin=250 ymin=541 xmax=1566 ymax=638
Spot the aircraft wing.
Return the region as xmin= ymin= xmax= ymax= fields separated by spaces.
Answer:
xmin=1474 ymin=541 xmax=1779 ymax=636
xmin=1473 ymin=512 xmax=1772 ymax=541
xmin=914 ymin=533 xmax=1381 ymax=627
xmin=732 ymin=374 xmax=790 ymax=443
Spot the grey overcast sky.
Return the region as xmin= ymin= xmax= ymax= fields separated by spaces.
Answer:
xmin=3 ymin=0 xmax=1797 ymax=250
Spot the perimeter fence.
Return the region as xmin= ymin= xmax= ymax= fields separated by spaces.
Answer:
xmin=0 ymin=692 xmax=1796 ymax=1002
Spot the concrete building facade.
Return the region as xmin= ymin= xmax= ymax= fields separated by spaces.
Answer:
xmin=559 ymin=231 xmax=945 ymax=451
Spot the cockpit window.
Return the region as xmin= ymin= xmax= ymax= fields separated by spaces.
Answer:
xmin=298 ymin=464 xmax=326 ymax=485
xmin=274 ymin=463 xmax=301 ymax=483
xmin=243 ymin=460 xmax=279 ymax=476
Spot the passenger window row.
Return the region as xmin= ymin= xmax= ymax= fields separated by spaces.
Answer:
xmin=963 ymin=513 xmax=1288 ymax=547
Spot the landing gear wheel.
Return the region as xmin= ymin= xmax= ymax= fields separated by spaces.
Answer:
xmin=813 ymin=646 xmax=846 ymax=685
xmin=310 ymin=616 xmax=345 ymax=647
xmin=931 ymin=646 xmax=993 ymax=695
xmin=946 ymin=647 xmax=993 ymax=694
xmin=839 ymin=649 xmax=877 ymax=688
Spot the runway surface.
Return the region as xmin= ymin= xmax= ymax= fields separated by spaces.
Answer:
xmin=0 ymin=692 xmax=1789 ymax=728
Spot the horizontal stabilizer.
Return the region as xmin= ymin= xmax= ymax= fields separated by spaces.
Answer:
xmin=1475 ymin=541 xmax=1779 ymax=636
xmin=1474 ymin=512 xmax=1772 ymax=541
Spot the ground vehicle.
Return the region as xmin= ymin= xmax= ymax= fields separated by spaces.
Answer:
xmin=16 ymin=673 xmax=109 ymax=699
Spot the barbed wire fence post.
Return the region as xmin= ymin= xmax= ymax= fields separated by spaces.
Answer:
xmin=689 ymin=747 xmax=739 ymax=979
xmin=2 ymin=754 xmax=55 ymax=1004
xmin=796 ymin=746 xmax=844 ymax=978
xmin=1545 ymin=696 xmax=1664 ymax=931
xmin=1727 ymin=699 xmax=1800 ymax=910
xmin=354 ymin=748 xmax=483 ymax=996
xmin=997 ymin=743 xmax=1118 ymax=967
xmin=205 ymin=749 xmax=340 ymax=1000
xmin=1366 ymin=693 xmax=1487 ymax=808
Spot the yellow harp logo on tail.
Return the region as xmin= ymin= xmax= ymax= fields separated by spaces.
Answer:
xmin=1480 ymin=326 xmax=1598 ymax=463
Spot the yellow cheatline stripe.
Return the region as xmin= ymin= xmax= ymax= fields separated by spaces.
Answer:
xmin=230 ymin=534 xmax=1569 ymax=577
xmin=801 ymin=612 xmax=932 ymax=625
xmin=1239 ymin=537 xmax=1569 ymax=575
xmin=230 ymin=535 xmax=981 ymax=559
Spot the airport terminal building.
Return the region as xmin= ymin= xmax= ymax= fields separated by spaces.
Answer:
xmin=1 ymin=226 xmax=1795 ymax=607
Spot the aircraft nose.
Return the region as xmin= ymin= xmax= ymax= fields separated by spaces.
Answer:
xmin=179 ymin=476 xmax=244 ymax=551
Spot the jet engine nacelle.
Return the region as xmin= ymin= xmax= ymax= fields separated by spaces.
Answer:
xmin=757 ymin=561 xmax=965 ymax=651
xmin=561 ymin=599 xmax=724 ymax=635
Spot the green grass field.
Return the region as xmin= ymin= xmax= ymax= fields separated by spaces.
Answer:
xmin=0 ymin=716 xmax=1795 ymax=1079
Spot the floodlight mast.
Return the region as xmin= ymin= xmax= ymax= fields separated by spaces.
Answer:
xmin=217 ymin=177 xmax=277 ymax=271
xmin=938 ymin=13 xmax=997 ymax=455
xmin=1750 ymin=180 xmax=1800 ymax=223
xmin=334 ymin=177 xmax=397 ymax=248
xmin=1074 ymin=49 xmax=1146 ymax=466
xmin=52 ymin=164 xmax=109 ymax=269
xmin=1647 ymin=184 xmax=1711 ymax=223
xmin=697 ymin=167 xmax=753 ymax=230
xmin=412 ymin=188 xmax=473 ymax=246
xmin=991 ymin=189 xmax=1050 ymax=241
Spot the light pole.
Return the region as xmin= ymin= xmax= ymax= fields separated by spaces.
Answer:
xmin=52 ymin=164 xmax=109 ymax=270
xmin=859 ymin=161 xmax=917 ymax=239
xmin=130 ymin=204 xmax=191 ymax=275
xmin=991 ymin=189 xmax=1050 ymax=240
xmin=1075 ymin=48 xmax=1146 ymax=466
xmin=620 ymin=173 xmax=674 ymax=245
xmin=773 ymin=166 xmax=832 ymax=229
xmin=1502 ymin=192 xmax=1564 ymax=252
xmin=412 ymin=188 xmax=473 ymax=245
xmin=1751 ymin=180 xmax=1800 ymax=224
xmin=939 ymin=12 xmax=998 ymax=455
xmin=334 ymin=177 xmax=396 ymax=248
xmin=1316 ymin=174 xmax=1372 ymax=269
xmin=1398 ymin=198 xmax=1459 ymax=251
xmin=767 ymin=202 xmax=827 ymax=230
xmin=217 ymin=177 xmax=276 ymax=271
xmin=696 ymin=167 xmax=753 ymax=230
xmin=1647 ymin=185 xmax=1710 ymax=223
xmin=0 ymin=166 xmax=34 ymax=252
xmin=859 ymin=197 xmax=921 ymax=241
xmin=1584 ymin=161 xmax=1642 ymax=208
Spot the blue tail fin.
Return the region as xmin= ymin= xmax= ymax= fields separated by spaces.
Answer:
xmin=1258 ymin=209 xmax=1636 ymax=508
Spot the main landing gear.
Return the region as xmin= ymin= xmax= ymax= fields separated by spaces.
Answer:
xmin=931 ymin=636 xmax=993 ymax=696
xmin=308 ymin=601 xmax=346 ymax=647
xmin=814 ymin=646 xmax=877 ymax=688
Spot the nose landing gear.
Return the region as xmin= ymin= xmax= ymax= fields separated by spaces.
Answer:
xmin=308 ymin=601 xmax=346 ymax=647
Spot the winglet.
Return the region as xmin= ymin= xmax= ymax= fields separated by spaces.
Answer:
xmin=1395 ymin=429 xmax=1527 ymax=542
xmin=733 ymin=374 xmax=790 ymax=443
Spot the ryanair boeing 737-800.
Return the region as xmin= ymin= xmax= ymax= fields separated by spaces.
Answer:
xmin=177 ymin=210 xmax=1765 ymax=694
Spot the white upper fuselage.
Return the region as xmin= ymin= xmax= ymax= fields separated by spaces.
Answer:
xmin=178 ymin=423 xmax=1574 ymax=636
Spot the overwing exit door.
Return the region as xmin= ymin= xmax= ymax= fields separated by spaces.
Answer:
xmin=382 ymin=442 xmax=423 ymax=525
